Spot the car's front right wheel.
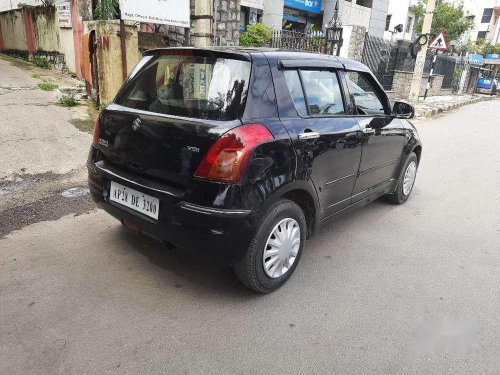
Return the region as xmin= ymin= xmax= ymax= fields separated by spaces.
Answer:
xmin=386 ymin=152 xmax=419 ymax=204
xmin=234 ymin=199 xmax=306 ymax=293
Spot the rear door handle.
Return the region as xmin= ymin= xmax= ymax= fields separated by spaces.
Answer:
xmin=298 ymin=132 xmax=320 ymax=140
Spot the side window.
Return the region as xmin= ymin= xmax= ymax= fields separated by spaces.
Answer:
xmin=283 ymin=70 xmax=307 ymax=117
xmin=300 ymin=70 xmax=345 ymax=116
xmin=347 ymin=71 xmax=386 ymax=116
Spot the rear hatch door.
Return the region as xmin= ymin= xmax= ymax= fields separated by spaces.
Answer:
xmin=96 ymin=49 xmax=252 ymax=188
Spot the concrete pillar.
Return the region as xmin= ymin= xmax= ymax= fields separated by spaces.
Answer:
xmin=263 ymin=0 xmax=284 ymax=30
xmin=193 ymin=0 xmax=213 ymax=47
xmin=71 ymin=0 xmax=84 ymax=80
xmin=409 ymin=0 xmax=435 ymax=101
xmin=21 ymin=7 xmax=37 ymax=57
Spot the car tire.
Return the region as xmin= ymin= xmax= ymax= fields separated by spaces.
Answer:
xmin=385 ymin=152 xmax=419 ymax=204
xmin=234 ymin=199 xmax=307 ymax=293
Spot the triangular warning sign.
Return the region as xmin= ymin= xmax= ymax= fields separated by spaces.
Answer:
xmin=428 ymin=30 xmax=449 ymax=51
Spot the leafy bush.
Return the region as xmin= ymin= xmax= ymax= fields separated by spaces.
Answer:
xmin=239 ymin=23 xmax=272 ymax=47
xmin=93 ymin=0 xmax=119 ymax=20
xmin=33 ymin=56 xmax=50 ymax=69
xmin=38 ymin=82 xmax=58 ymax=91
xmin=59 ymin=94 xmax=78 ymax=107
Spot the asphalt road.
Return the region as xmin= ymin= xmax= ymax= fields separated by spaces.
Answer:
xmin=1 ymin=93 xmax=499 ymax=372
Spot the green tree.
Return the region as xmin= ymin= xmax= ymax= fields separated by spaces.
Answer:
xmin=94 ymin=0 xmax=119 ymax=20
xmin=412 ymin=0 xmax=474 ymax=42
xmin=239 ymin=23 xmax=273 ymax=47
xmin=461 ymin=39 xmax=500 ymax=55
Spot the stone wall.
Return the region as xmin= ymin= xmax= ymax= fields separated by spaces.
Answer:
xmin=392 ymin=71 xmax=445 ymax=99
xmin=215 ymin=0 xmax=241 ymax=46
xmin=347 ymin=25 xmax=366 ymax=61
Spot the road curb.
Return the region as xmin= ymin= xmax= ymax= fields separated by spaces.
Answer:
xmin=416 ymin=96 xmax=498 ymax=118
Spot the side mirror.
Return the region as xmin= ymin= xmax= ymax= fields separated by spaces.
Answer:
xmin=392 ymin=101 xmax=415 ymax=119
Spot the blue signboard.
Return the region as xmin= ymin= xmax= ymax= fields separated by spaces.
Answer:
xmin=284 ymin=0 xmax=322 ymax=14
xmin=477 ymin=77 xmax=494 ymax=89
xmin=485 ymin=53 xmax=500 ymax=60
xmin=468 ymin=53 xmax=484 ymax=66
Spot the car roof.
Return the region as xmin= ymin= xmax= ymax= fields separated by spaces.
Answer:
xmin=145 ymin=47 xmax=371 ymax=72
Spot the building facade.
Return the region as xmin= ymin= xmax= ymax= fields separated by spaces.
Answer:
xmin=450 ymin=0 xmax=500 ymax=43
xmin=383 ymin=0 xmax=418 ymax=41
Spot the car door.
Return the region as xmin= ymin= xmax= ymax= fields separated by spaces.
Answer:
xmin=280 ymin=67 xmax=363 ymax=217
xmin=345 ymin=70 xmax=407 ymax=202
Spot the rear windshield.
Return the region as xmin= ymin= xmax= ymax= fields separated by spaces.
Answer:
xmin=115 ymin=54 xmax=251 ymax=121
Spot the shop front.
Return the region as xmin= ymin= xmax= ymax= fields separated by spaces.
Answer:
xmin=283 ymin=0 xmax=323 ymax=32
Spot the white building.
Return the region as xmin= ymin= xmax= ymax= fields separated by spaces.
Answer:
xmin=337 ymin=0 xmax=390 ymax=38
xmin=383 ymin=0 xmax=418 ymax=41
xmin=447 ymin=0 xmax=500 ymax=43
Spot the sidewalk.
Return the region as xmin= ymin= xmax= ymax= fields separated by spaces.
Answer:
xmin=412 ymin=94 xmax=498 ymax=119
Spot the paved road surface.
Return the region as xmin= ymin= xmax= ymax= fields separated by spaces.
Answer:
xmin=0 ymin=57 xmax=90 ymax=179
xmin=0 ymin=57 xmax=92 ymax=235
xmin=0 ymin=58 xmax=499 ymax=373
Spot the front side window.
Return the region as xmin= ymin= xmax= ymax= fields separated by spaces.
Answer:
xmin=116 ymin=54 xmax=251 ymax=121
xmin=347 ymin=71 xmax=386 ymax=116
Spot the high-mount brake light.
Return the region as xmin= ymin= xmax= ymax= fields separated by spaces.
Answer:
xmin=92 ymin=117 xmax=100 ymax=146
xmin=158 ymin=49 xmax=193 ymax=56
xmin=194 ymin=124 xmax=273 ymax=184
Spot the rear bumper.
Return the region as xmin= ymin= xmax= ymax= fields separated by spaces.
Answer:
xmin=88 ymin=161 xmax=255 ymax=265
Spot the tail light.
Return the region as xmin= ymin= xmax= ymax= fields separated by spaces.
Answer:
xmin=92 ymin=117 xmax=100 ymax=146
xmin=194 ymin=124 xmax=273 ymax=184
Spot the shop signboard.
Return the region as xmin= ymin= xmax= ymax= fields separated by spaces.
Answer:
xmin=477 ymin=77 xmax=494 ymax=90
xmin=56 ymin=2 xmax=72 ymax=28
xmin=284 ymin=0 xmax=322 ymax=14
xmin=484 ymin=54 xmax=500 ymax=65
xmin=283 ymin=7 xmax=307 ymax=23
xmin=468 ymin=53 xmax=484 ymax=66
xmin=119 ymin=0 xmax=190 ymax=27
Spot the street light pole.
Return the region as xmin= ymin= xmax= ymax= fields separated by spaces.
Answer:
xmin=409 ymin=0 xmax=436 ymax=101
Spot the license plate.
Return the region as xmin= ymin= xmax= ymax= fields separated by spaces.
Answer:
xmin=109 ymin=181 xmax=159 ymax=220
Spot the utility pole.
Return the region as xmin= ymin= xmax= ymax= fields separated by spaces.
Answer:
xmin=193 ymin=0 xmax=213 ymax=47
xmin=408 ymin=0 xmax=436 ymax=101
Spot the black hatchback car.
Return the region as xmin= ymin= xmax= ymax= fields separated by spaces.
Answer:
xmin=88 ymin=48 xmax=422 ymax=293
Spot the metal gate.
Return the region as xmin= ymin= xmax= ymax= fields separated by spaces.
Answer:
xmin=424 ymin=54 xmax=456 ymax=89
xmin=361 ymin=34 xmax=414 ymax=90
xmin=269 ymin=29 xmax=343 ymax=56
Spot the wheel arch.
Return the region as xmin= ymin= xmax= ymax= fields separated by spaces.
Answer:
xmin=412 ymin=145 xmax=422 ymax=165
xmin=255 ymin=180 xmax=319 ymax=239
xmin=281 ymin=188 xmax=317 ymax=239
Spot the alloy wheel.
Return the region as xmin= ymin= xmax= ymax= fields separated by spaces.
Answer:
xmin=402 ymin=161 xmax=417 ymax=196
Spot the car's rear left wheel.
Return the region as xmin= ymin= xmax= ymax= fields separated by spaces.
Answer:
xmin=234 ymin=199 xmax=306 ymax=293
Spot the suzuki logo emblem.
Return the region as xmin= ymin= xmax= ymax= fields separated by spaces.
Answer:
xmin=132 ymin=118 xmax=141 ymax=131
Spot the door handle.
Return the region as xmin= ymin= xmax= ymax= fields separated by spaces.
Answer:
xmin=362 ymin=126 xmax=375 ymax=134
xmin=298 ymin=131 xmax=320 ymax=140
